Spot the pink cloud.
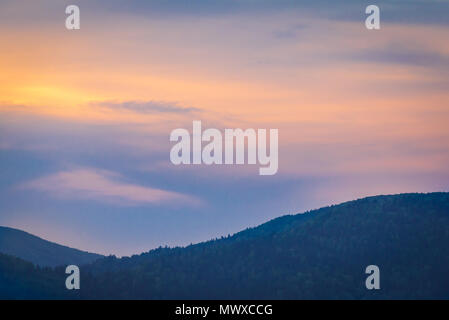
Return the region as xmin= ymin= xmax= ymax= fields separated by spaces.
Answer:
xmin=19 ymin=168 xmax=201 ymax=207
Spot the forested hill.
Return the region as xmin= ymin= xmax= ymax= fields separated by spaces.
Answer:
xmin=1 ymin=192 xmax=449 ymax=299
xmin=0 ymin=226 xmax=103 ymax=267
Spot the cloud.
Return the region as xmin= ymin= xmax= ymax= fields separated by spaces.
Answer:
xmin=349 ymin=45 xmax=449 ymax=68
xmin=92 ymin=100 xmax=201 ymax=114
xmin=19 ymin=168 xmax=201 ymax=207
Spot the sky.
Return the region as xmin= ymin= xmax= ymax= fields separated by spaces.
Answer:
xmin=1 ymin=0 xmax=448 ymax=256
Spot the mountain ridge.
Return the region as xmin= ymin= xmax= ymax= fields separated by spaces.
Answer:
xmin=0 ymin=226 xmax=103 ymax=267
xmin=1 ymin=192 xmax=448 ymax=299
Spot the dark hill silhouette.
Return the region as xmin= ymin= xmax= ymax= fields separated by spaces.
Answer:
xmin=0 ymin=226 xmax=103 ymax=267
xmin=1 ymin=192 xmax=449 ymax=299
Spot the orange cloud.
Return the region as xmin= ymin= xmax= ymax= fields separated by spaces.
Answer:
xmin=1 ymin=11 xmax=448 ymax=179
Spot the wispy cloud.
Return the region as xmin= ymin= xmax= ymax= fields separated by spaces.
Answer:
xmin=349 ymin=44 xmax=449 ymax=68
xmin=19 ymin=168 xmax=201 ymax=207
xmin=273 ymin=23 xmax=307 ymax=40
xmin=93 ymin=100 xmax=200 ymax=114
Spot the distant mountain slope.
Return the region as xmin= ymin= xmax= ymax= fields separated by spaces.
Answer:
xmin=0 ymin=226 xmax=103 ymax=267
xmin=0 ymin=253 xmax=68 ymax=299
xmin=81 ymin=192 xmax=449 ymax=299
xmin=1 ymin=192 xmax=449 ymax=299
